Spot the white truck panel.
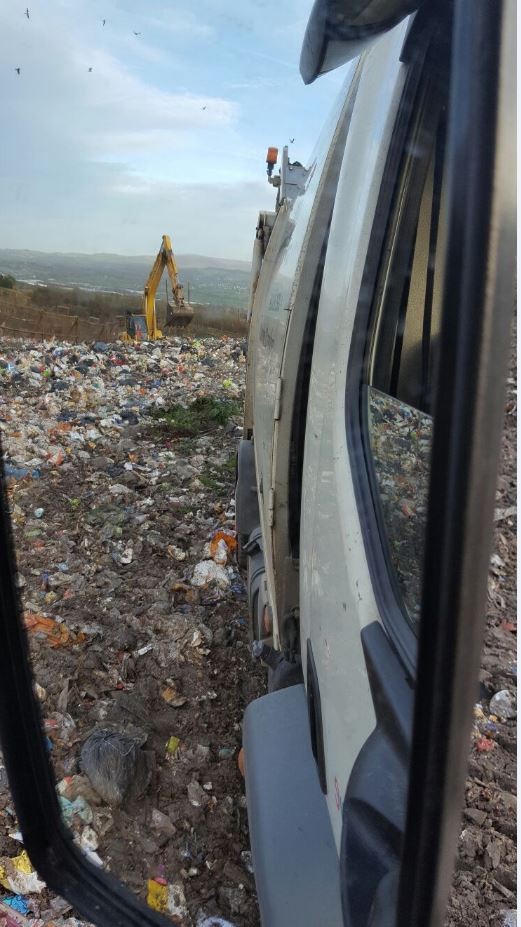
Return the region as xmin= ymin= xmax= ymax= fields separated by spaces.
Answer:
xmin=252 ymin=67 xmax=358 ymax=641
xmin=301 ymin=20 xmax=409 ymax=849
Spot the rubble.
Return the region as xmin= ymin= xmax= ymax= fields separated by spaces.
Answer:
xmin=0 ymin=324 xmax=515 ymax=927
xmin=0 ymin=334 xmax=264 ymax=926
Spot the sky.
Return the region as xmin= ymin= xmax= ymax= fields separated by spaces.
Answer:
xmin=0 ymin=0 xmax=346 ymax=260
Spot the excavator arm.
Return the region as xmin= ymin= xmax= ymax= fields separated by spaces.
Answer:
xmin=163 ymin=236 xmax=186 ymax=314
xmin=142 ymin=234 xmax=192 ymax=339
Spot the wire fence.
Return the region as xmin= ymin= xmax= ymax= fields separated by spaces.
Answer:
xmin=0 ymin=298 xmax=120 ymax=344
xmin=0 ymin=293 xmax=248 ymax=344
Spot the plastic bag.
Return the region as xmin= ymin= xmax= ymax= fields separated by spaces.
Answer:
xmin=80 ymin=729 xmax=150 ymax=806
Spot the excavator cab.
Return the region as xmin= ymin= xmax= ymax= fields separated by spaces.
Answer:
xmin=124 ymin=312 xmax=148 ymax=342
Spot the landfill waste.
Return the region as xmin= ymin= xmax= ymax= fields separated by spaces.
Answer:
xmin=2 ymin=899 xmax=29 ymax=916
xmin=0 ymin=851 xmax=45 ymax=895
xmin=166 ymin=735 xmax=181 ymax=756
xmin=80 ymin=729 xmax=150 ymax=806
xmin=489 ymin=689 xmax=516 ymax=721
xmin=147 ymin=877 xmax=188 ymax=919
xmin=57 ymin=775 xmax=100 ymax=806
xmin=58 ymin=795 xmax=92 ymax=827
xmin=147 ymin=877 xmax=168 ymax=913
xmin=24 ymin=615 xmax=84 ymax=649
xmin=0 ymin=334 xmax=265 ymax=925
xmin=209 ymin=531 xmax=237 ymax=566
xmin=44 ymin=713 xmax=77 ymax=748
xmin=191 ymin=561 xmax=230 ymax=588
xmin=187 ymin=780 xmax=209 ymax=809
xmin=196 ymin=918 xmax=239 ymax=927
xmin=4 ymin=465 xmax=41 ymax=481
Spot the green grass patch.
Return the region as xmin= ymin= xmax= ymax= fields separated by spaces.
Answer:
xmin=200 ymin=453 xmax=237 ymax=494
xmin=151 ymin=397 xmax=242 ymax=437
xmin=199 ymin=473 xmax=224 ymax=492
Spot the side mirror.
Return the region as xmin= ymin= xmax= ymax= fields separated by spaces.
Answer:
xmin=300 ymin=0 xmax=424 ymax=83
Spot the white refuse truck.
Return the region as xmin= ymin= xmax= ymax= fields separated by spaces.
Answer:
xmin=235 ymin=1 xmax=515 ymax=925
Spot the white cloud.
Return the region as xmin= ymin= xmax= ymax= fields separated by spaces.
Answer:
xmin=0 ymin=0 xmax=331 ymax=259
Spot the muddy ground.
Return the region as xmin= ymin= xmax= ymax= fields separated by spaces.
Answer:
xmin=446 ymin=323 xmax=517 ymax=927
xmin=0 ymin=335 xmax=264 ymax=927
xmin=0 ymin=329 xmax=516 ymax=927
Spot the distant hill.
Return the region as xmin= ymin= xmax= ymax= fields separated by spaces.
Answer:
xmin=0 ymin=249 xmax=252 ymax=310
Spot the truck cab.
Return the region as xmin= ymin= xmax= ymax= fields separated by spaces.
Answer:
xmin=236 ymin=1 xmax=515 ymax=925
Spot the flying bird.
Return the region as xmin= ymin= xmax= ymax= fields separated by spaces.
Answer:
xmin=25 ymin=8 xmax=29 ymax=18
xmin=15 ymin=67 xmax=21 ymax=75
xmin=88 ymin=67 xmax=93 ymax=72
xmin=201 ymin=105 xmax=207 ymax=110
xmin=133 ymin=31 xmax=141 ymax=35
xmin=289 ymin=137 xmax=295 ymax=143
xmin=102 ymin=18 xmax=106 ymax=26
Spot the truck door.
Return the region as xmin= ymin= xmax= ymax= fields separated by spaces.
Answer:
xmin=248 ymin=65 xmax=359 ymax=645
xmin=300 ymin=1 xmax=514 ymax=926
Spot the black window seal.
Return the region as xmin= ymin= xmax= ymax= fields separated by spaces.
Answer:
xmin=396 ymin=0 xmax=513 ymax=920
xmin=345 ymin=9 xmax=449 ymax=678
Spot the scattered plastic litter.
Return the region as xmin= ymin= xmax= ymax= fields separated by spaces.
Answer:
xmin=3 ymin=465 xmax=41 ymax=481
xmin=78 ymin=826 xmax=98 ymax=853
xmin=187 ymin=779 xmax=209 ymax=808
xmin=0 ymin=334 xmax=261 ymax=921
xmin=489 ymin=689 xmax=516 ymax=721
xmin=59 ymin=795 xmax=93 ymax=827
xmin=210 ymin=530 xmax=237 ymax=556
xmin=2 ymin=899 xmax=29 ymax=916
xmin=0 ymin=851 xmax=45 ymax=895
xmin=161 ymin=687 xmax=187 ymax=708
xmin=57 ymin=776 xmax=100 ymax=806
xmin=44 ymin=713 xmax=77 ymax=747
xmin=24 ymin=615 xmax=84 ymax=649
xmin=33 ymin=683 xmax=46 ymax=702
xmin=191 ymin=560 xmax=230 ymax=588
xmin=146 ymin=871 xmax=187 ymax=918
xmin=147 ymin=877 xmax=168 ymax=913
xmin=196 ymin=918 xmax=239 ymax=927
xmin=166 ymin=736 xmax=180 ymax=756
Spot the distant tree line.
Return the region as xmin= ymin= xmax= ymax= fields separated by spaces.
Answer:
xmin=0 ymin=274 xmax=16 ymax=289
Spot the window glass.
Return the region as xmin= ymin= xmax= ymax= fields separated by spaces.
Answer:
xmin=366 ymin=39 xmax=449 ymax=629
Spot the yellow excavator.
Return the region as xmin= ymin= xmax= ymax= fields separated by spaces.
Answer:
xmin=121 ymin=234 xmax=193 ymax=342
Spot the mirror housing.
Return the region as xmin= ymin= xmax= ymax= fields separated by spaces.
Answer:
xmin=300 ymin=0 xmax=423 ymax=83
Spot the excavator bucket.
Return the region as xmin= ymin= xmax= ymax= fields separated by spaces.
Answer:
xmin=165 ymin=299 xmax=194 ymax=329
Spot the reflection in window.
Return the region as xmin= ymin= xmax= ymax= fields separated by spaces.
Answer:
xmin=368 ymin=388 xmax=432 ymax=627
xmin=364 ymin=33 xmax=449 ymax=635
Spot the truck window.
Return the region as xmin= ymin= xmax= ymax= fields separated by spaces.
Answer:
xmin=357 ymin=21 xmax=450 ymax=633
